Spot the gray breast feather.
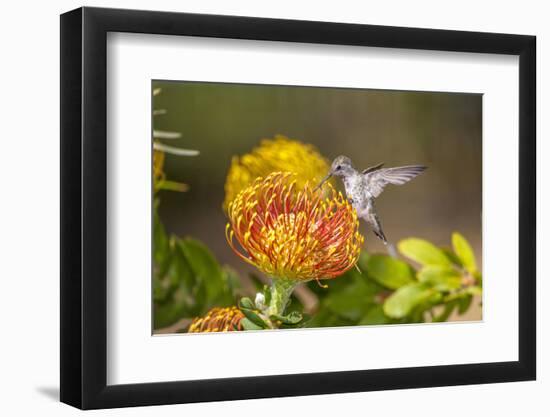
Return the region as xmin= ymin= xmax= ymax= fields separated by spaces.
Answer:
xmin=364 ymin=165 xmax=427 ymax=198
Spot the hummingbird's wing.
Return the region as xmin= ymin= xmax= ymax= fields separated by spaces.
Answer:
xmin=361 ymin=162 xmax=385 ymax=175
xmin=364 ymin=165 xmax=427 ymax=198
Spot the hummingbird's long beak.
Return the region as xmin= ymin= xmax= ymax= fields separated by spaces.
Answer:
xmin=314 ymin=173 xmax=332 ymax=192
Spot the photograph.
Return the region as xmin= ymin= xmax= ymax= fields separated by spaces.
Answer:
xmin=52 ymin=2 xmax=539 ymax=412
xmin=151 ymin=81 xmax=483 ymax=334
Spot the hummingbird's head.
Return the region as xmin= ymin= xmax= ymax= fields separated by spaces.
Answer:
xmin=330 ymin=155 xmax=354 ymax=177
xmin=314 ymin=155 xmax=354 ymax=192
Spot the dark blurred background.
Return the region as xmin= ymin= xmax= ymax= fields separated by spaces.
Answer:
xmin=153 ymin=80 xmax=482 ymax=320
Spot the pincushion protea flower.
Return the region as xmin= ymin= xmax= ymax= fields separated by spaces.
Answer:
xmin=226 ymin=172 xmax=364 ymax=283
xmin=223 ymin=135 xmax=330 ymax=209
xmin=188 ymin=306 xmax=244 ymax=333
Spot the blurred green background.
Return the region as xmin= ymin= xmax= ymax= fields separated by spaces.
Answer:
xmin=152 ymin=80 xmax=482 ymax=325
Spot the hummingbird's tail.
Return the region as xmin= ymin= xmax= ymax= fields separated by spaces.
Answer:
xmin=385 ymin=243 xmax=398 ymax=258
xmin=373 ymin=228 xmax=387 ymax=244
xmin=373 ymin=228 xmax=398 ymax=258
xmin=371 ymin=215 xmax=398 ymax=258
xmin=371 ymin=213 xmax=387 ymax=244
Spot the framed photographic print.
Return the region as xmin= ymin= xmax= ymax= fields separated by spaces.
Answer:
xmin=60 ymin=6 xmax=536 ymax=409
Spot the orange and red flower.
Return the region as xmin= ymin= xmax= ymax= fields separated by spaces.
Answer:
xmin=226 ymin=172 xmax=364 ymax=282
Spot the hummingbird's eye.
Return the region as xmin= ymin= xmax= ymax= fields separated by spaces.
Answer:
xmin=336 ymin=165 xmax=342 ymax=170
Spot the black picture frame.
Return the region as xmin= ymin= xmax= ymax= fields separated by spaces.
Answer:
xmin=60 ymin=6 xmax=536 ymax=410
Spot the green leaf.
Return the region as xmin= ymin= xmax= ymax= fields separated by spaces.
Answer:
xmin=240 ymin=308 xmax=269 ymax=329
xmin=458 ymin=294 xmax=473 ymax=314
xmin=452 ymin=232 xmax=477 ymax=273
xmin=358 ymin=305 xmax=393 ymax=325
xmin=417 ymin=265 xmax=462 ymax=291
xmin=179 ymin=238 xmax=225 ymax=301
xmin=303 ymin=307 xmax=345 ymax=328
xmin=433 ymin=301 xmax=457 ymax=322
xmin=383 ymin=283 xmax=434 ymax=319
xmin=157 ymin=179 xmax=188 ymax=192
xmin=270 ymin=311 xmax=303 ymax=325
xmin=367 ymin=255 xmax=415 ymax=289
xmin=154 ymin=301 xmax=188 ymax=329
xmin=398 ymin=238 xmax=452 ymax=267
xmin=425 ymin=291 xmax=444 ymax=305
xmin=357 ymin=251 xmax=371 ymax=270
xmin=153 ymin=278 xmax=169 ymax=302
xmin=408 ymin=305 xmax=427 ymax=323
xmin=192 ymin=283 xmax=208 ymax=316
xmin=170 ymin=243 xmax=195 ymax=290
xmin=153 ymin=205 xmax=169 ymax=266
xmin=222 ymin=265 xmax=242 ymax=293
xmin=325 ymin=279 xmax=376 ymax=321
xmin=239 ymin=297 xmax=255 ymax=310
xmin=240 ymin=317 xmax=263 ymax=331
xmin=441 ymin=248 xmax=463 ymax=267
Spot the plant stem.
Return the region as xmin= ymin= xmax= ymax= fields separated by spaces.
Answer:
xmin=267 ymin=279 xmax=298 ymax=317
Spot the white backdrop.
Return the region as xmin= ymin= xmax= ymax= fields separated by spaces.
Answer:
xmin=0 ymin=0 xmax=546 ymax=416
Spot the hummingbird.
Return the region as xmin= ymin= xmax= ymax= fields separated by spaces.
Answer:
xmin=315 ymin=156 xmax=426 ymax=245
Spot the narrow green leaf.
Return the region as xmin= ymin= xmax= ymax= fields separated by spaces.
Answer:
xmin=367 ymin=255 xmax=415 ymax=289
xmin=192 ymin=280 xmax=208 ymax=316
xmin=156 ymin=179 xmax=189 ymax=192
xmin=239 ymin=297 xmax=255 ymax=310
xmin=383 ymin=283 xmax=434 ymax=319
xmin=270 ymin=311 xmax=303 ymax=325
xmin=452 ymin=232 xmax=477 ymax=273
xmin=240 ymin=308 xmax=268 ymax=329
xmin=153 ymin=205 xmax=169 ymax=266
xmin=240 ymin=317 xmax=263 ymax=331
xmin=398 ymin=238 xmax=452 ymax=267
xmin=417 ymin=265 xmax=462 ymax=291
xmin=276 ymin=312 xmax=310 ymax=328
